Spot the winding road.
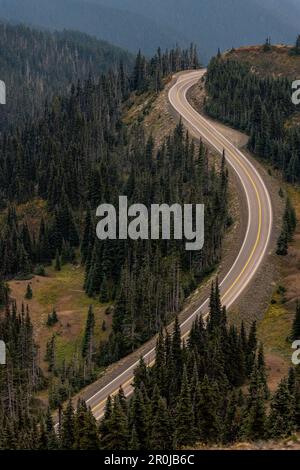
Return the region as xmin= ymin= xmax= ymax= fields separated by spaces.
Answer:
xmin=82 ymin=69 xmax=273 ymax=420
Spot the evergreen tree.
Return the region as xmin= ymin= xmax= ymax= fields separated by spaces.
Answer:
xmin=246 ymin=321 xmax=257 ymax=376
xmin=268 ymin=378 xmax=295 ymax=438
xmin=223 ymin=390 xmax=242 ymax=444
xmin=293 ymin=34 xmax=300 ymax=54
xmin=55 ymin=249 xmax=61 ymax=271
xmin=150 ymin=397 xmax=173 ymax=450
xmin=25 ymin=283 xmax=33 ymax=300
xmin=172 ymin=316 xmax=182 ymax=393
xmin=99 ymin=396 xmax=113 ymax=448
xmin=47 ymin=308 xmax=58 ymax=327
xmin=194 ymin=375 xmax=222 ymax=443
xmin=60 ymin=399 xmax=75 ymax=449
xmin=242 ymin=366 xmax=266 ymax=441
xmin=0 ymin=278 xmax=9 ymax=306
xmin=44 ymin=408 xmax=58 ymax=450
xmin=257 ymin=344 xmax=269 ymax=399
xmin=73 ymin=400 xmax=100 ymax=450
xmin=291 ymin=302 xmax=300 ymax=341
xmin=128 ymin=425 xmax=140 ymax=451
xmin=45 ymin=334 xmax=56 ymax=372
xmin=174 ymin=367 xmax=196 ymax=447
xmin=128 ymin=387 xmax=150 ymax=450
xmin=82 ymin=306 xmax=95 ymax=362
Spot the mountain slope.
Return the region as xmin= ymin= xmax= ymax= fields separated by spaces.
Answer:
xmin=0 ymin=21 xmax=133 ymax=130
xmin=0 ymin=0 xmax=188 ymax=55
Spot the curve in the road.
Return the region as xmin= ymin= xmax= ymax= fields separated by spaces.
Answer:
xmin=84 ymin=70 xmax=273 ymax=420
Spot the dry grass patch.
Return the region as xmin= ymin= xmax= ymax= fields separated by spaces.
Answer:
xmin=9 ymin=263 xmax=112 ymax=370
xmin=225 ymin=45 xmax=300 ymax=79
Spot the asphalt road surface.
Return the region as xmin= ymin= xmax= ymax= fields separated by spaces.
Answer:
xmin=82 ymin=70 xmax=273 ymax=420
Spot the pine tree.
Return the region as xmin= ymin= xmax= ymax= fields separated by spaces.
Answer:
xmin=25 ymin=283 xmax=33 ymax=300
xmin=128 ymin=425 xmax=140 ymax=451
xmin=99 ymin=396 xmax=112 ymax=448
xmin=101 ymin=398 xmax=128 ymax=450
xmin=208 ymin=279 xmax=225 ymax=332
xmin=292 ymin=302 xmax=300 ymax=341
xmin=128 ymin=388 xmax=149 ymax=450
xmin=246 ymin=321 xmax=257 ymax=376
xmin=150 ymin=397 xmax=173 ymax=450
xmin=0 ymin=278 xmax=9 ymax=306
xmin=263 ymin=37 xmax=271 ymax=52
xmin=242 ymin=366 xmax=267 ymax=441
xmin=294 ymin=367 xmax=300 ymax=430
xmin=257 ymin=344 xmax=269 ymax=399
xmin=81 ymin=206 xmax=93 ymax=264
xmin=223 ymin=390 xmax=241 ymax=444
xmin=45 ymin=334 xmax=56 ymax=372
xmin=100 ymin=276 xmax=109 ymax=303
xmin=174 ymin=367 xmax=196 ymax=447
xmin=172 ymin=316 xmax=182 ymax=394
xmin=73 ymin=400 xmax=100 ymax=450
xmin=60 ymin=399 xmax=75 ymax=449
xmin=194 ymin=375 xmax=222 ymax=443
xmin=268 ymin=378 xmax=295 ymax=438
xmin=276 ymin=230 xmax=288 ymax=256
xmin=117 ymin=386 xmax=128 ymax=415
xmin=295 ymin=35 xmax=300 ymax=54
xmin=44 ymin=408 xmax=58 ymax=450
xmin=154 ymin=330 xmax=166 ymax=395
xmin=133 ymin=357 xmax=149 ymax=390
xmin=82 ymin=305 xmax=95 ymax=360
xmin=47 ymin=308 xmax=58 ymax=326
xmin=55 ymin=249 xmax=61 ymax=271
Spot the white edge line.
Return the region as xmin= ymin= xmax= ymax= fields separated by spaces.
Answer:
xmin=85 ymin=71 xmax=273 ymax=411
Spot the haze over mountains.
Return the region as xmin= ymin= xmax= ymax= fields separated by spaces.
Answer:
xmin=0 ymin=0 xmax=299 ymax=62
xmin=0 ymin=0 xmax=187 ymax=57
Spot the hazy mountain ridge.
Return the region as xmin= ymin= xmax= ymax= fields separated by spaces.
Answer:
xmin=1 ymin=0 xmax=298 ymax=62
xmin=0 ymin=21 xmax=134 ymax=130
xmin=88 ymin=0 xmax=300 ymax=61
xmin=0 ymin=0 xmax=189 ymax=56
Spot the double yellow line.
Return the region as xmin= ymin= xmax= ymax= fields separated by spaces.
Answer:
xmin=174 ymin=79 xmax=262 ymax=306
xmin=91 ymin=72 xmax=266 ymax=419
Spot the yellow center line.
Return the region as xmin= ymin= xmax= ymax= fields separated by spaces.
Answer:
xmin=175 ymin=80 xmax=262 ymax=304
xmin=91 ymin=73 xmax=264 ymax=417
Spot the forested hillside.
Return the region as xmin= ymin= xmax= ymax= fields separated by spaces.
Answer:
xmin=2 ymin=283 xmax=300 ymax=449
xmin=204 ymin=44 xmax=300 ymax=185
xmin=2 ymin=6 xmax=299 ymax=451
xmin=97 ymin=285 xmax=300 ymax=450
xmin=0 ymin=22 xmax=133 ymax=130
xmin=0 ymin=42 xmax=221 ymax=411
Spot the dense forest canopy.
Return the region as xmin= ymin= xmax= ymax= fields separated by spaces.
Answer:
xmin=2 ymin=14 xmax=299 ymax=451
xmin=1 ymin=283 xmax=300 ymax=449
xmin=0 ymin=36 xmax=223 ymax=409
xmin=204 ymin=55 xmax=300 ymax=184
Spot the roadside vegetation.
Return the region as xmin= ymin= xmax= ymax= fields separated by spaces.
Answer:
xmin=203 ymin=39 xmax=300 ymax=390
